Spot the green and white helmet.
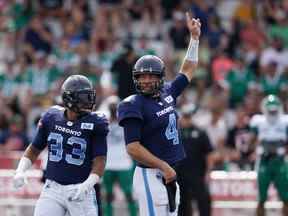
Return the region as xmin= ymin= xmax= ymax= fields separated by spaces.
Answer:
xmin=261 ymin=94 xmax=283 ymax=122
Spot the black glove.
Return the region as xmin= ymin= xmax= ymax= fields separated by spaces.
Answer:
xmin=162 ymin=177 xmax=177 ymax=212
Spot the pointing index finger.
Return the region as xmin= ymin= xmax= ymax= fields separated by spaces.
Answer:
xmin=186 ymin=11 xmax=192 ymax=21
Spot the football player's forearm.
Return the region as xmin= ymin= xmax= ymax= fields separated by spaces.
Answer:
xmin=23 ymin=145 xmax=42 ymax=164
xmin=91 ymin=156 xmax=106 ymax=177
xmin=179 ymin=35 xmax=199 ymax=82
xmin=180 ymin=14 xmax=201 ymax=81
xmin=15 ymin=145 xmax=41 ymax=174
xmin=126 ymin=142 xmax=169 ymax=170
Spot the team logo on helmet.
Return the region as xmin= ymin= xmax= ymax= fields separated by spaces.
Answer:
xmin=261 ymin=94 xmax=283 ymax=123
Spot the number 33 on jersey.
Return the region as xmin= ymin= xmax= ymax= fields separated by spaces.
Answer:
xmin=32 ymin=106 xmax=109 ymax=185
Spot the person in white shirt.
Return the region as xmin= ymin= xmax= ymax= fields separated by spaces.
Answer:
xmin=103 ymin=96 xmax=137 ymax=216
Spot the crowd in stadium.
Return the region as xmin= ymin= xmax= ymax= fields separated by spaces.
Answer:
xmin=0 ymin=0 xmax=288 ymax=172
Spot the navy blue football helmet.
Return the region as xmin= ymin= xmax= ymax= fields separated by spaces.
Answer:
xmin=61 ymin=75 xmax=96 ymax=113
xmin=133 ymin=55 xmax=165 ymax=96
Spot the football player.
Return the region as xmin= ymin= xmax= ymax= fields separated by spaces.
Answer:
xmin=117 ymin=13 xmax=201 ymax=216
xmin=13 ymin=75 xmax=109 ymax=216
xmin=250 ymin=95 xmax=288 ymax=216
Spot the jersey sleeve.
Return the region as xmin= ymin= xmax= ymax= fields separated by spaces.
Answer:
xmin=167 ymin=73 xmax=189 ymax=99
xmin=121 ymin=118 xmax=142 ymax=145
xmin=31 ymin=112 xmax=50 ymax=151
xmin=118 ymin=97 xmax=143 ymax=127
xmin=91 ymin=114 xmax=109 ymax=158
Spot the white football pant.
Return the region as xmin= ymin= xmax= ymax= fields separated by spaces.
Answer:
xmin=133 ymin=166 xmax=179 ymax=216
xmin=34 ymin=179 xmax=98 ymax=216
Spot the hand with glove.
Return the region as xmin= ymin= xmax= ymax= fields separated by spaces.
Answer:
xmin=69 ymin=173 xmax=100 ymax=201
xmin=13 ymin=157 xmax=32 ymax=189
xmin=162 ymin=177 xmax=177 ymax=212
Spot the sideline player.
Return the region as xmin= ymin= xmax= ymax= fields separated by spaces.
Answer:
xmin=118 ymin=13 xmax=201 ymax=216
xmin=103 ymin=96 xmax=137 ymax=216
xmin=13 ymin=75 xmax=109 ymax=216
xmin=250 ymin=95 xmax=288 ymax=216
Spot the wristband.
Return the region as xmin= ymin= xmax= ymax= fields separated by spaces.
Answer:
xmin=16 ymin=157 xmax=32 ymax=173
xmin=185 ymin=38 xmax=199 ymax=62
xmin=83 ymin=173 xmax=100 ymax=188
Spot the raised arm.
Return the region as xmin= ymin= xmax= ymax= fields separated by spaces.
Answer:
xmin=179 ymin=13 xmax=201 ymax=82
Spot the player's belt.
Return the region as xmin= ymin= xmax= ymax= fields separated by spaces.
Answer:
xmin=137 ymin=162 xmax=180 ymax=169
xmin=136 ymin=164 xmax=153 ymax=168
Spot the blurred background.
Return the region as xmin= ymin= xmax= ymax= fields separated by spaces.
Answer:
xmin=0 ymin=0 xmax=288 ymax=215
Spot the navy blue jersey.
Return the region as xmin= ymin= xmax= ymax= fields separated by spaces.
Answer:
xmin=118 ymin=74 xmax=189 ymax=166
xmin=32 ymin=106 xmax=109 ymax=184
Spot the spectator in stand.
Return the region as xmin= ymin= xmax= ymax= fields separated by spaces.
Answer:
xmin=206 ymin=15 xmax=224 ymax=49
xmin=211 ymin=50 xmax=234 ymax=83
xmin=193 ymin=89 xmax=228 ymax=169
xmin=8 ymin=0 xmax=35 ymax=32
xmin=111 ymin=43 xmax=137 ymax=99
xmin=52 ymin=37 xmax=78 ymax=74
xmin=268 ymin=5 xmax=288 ymax=48
xmin=260 ymin=36 xmax=288 ymax=74
xmin=190 ymin=0 xmax=216 ymax=36
xmin=0 ymin=59 xmax=24 ymax=99
xmin=258 ymin=60 xmax=288 ymax=97
xmin=0 ymin=115 xmax=29 ymax=151
xmin=233 ymin=0 xmax=256 ymax=24
xmin=169 ymin=11 xmax=190 ymax=71
xmin=24 ymin=51 xmax=61 ymax=97
xmin=222 ymin=55 xmax=257 ymax=108
xmin=169 ymin=11 xmax=190 ymax=52
xmin=226 ymin=106 xmax=254 ymax=170
xmin=240 ymin=20 xmax=267 ymax=54
xmin=24 ymin=15 xmax=53 ymax=54
xmin=242 ymin=93 xmax=262 ymax=117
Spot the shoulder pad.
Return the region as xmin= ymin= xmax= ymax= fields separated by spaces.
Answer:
xmin=122 ymin=94 xmax=141 ymax=103
xmin=89 ymin=112 xmax=109 ymax=135
xmin=49 ymin=105 xmax=65 ymax=111
xmin=281 ymin=115 xmax=288 ymax=123
xmin=45 ymin=105 xmax=65 ymax=116
xmin=250 ymin=114 xmax=264 ymax=127
xmin=118 ymin=95 xmax=143 ymax=126
xmin=39 ymin=106 xmax=64 ymax=125
xmin=91 ymin=111 xmax=107 ymax=119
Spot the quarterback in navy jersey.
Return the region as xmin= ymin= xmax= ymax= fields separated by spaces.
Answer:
xmin=118 ymin=14 xmax=201 ymax=216
xmin=13 ymin=75 xmax=108 ymax=216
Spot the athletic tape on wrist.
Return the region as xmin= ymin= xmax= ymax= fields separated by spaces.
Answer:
xmin=16 ymin=157 xmax=32 ymax=173
xmin=185 ymin=38 xmax=199 ymax=62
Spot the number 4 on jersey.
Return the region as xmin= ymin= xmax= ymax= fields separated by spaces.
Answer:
xmin=165 ymin=113 xmax=179 ymax=145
